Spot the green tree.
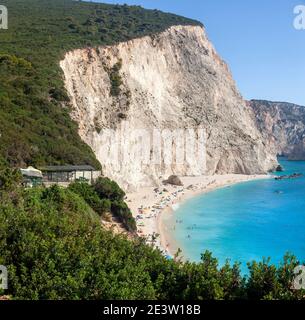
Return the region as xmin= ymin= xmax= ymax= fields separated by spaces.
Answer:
xmin=0 ymin=168 xmax=22 ymax=192
xmin=93 ymin=177 xmax=125 ymax=201
xmin=69 ymin=181 xmax=109 ymax=216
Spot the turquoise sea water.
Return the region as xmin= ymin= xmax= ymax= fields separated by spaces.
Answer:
xmin=165 ymin=159 xmax=305 ymax=273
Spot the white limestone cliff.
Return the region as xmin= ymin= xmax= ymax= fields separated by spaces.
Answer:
xmin=60 ymin=25 xmax=277 ymax=190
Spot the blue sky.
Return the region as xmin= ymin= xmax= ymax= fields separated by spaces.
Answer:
xmin=92 ymin=0 xmax=305 ymax=105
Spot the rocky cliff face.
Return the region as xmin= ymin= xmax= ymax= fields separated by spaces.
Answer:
xmin=60 ymin=25 xmax=277 ymax=190
xmin=249 ymin=100 xmax=305 ymax=160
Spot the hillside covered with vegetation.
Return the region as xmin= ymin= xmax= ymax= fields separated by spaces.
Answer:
xmin=0 ymin=0 xmax=201 ymax=169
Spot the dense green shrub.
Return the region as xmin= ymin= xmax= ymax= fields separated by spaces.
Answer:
xmin=109 ymin=60 xmax=123 ymax=96
xmin=68 ymin=181 xmax=108 ymax=216
xmin=0 ymin=168 xmax=22 ymax=192
xmin=100 ymin=198 xmax=112 ymax=213
xmin=68 ymin=179 xmax=136 ymax=231
xmin=49 ymin=88 xmax=70 ymax=102
xmin=246 ymin=255 xmax=304 ymax=300
xmin=92 ymin=177 xmax=136 ymax=231
xmin=93 ymin=177 xmax=125 ymax=202
xmin=111 ymin=200 xmax=137 ymax=232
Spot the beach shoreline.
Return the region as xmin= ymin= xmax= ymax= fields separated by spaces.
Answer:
xmin=126 ymin=174 xmax=272 ymax=257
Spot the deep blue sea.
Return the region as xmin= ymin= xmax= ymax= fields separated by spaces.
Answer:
xmin=166 ymin=159 xmax=305 ymax=273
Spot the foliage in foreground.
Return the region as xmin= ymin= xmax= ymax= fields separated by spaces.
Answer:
xmin=0 ymin=170 xmax=304 ymax=300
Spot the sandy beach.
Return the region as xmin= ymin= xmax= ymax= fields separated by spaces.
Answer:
xmin=125 ymin=174 xmax=271 ymax=257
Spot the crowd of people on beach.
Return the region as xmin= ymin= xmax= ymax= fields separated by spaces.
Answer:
xmin=138 ymin=187 xmax=183 ymax=226
xmin=134 ymin=182 xmax=208 ymax=255
xmin=135 ymin=181 xmax=211 ymax=251
xmin=132 ymin=185 xmax=193 ymax=256
xmin=127 ymin=178 xmax=219 ymax=257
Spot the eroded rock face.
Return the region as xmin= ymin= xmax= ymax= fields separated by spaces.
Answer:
xmin=60 ymin=25 xmax=277 ymax=190
xmin=250 ymin=100 xmax=305 ymax=160
xmin=163 ymin=175 xmax=183 ymax=186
